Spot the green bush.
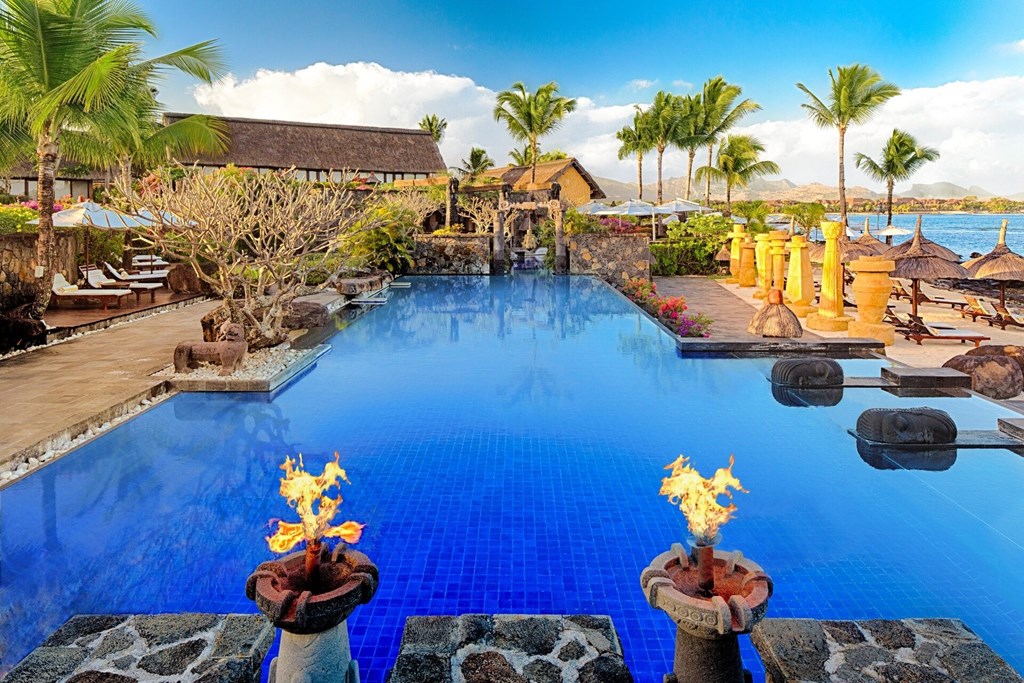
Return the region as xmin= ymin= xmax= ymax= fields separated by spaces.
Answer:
xmin=0 ymin=205 xmax=40 ymax=234
xmin=347 ymin=201 xmax=418 ymax=273
xmin=650 ymin=238 xmax=722 ymax=276
xmin=302 ymin=253 xmax=346 ymax=286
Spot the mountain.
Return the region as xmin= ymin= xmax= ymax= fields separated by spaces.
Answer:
xmin=896 ymin=182 xmax=995 ymax=199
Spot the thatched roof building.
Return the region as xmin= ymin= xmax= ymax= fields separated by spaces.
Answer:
xmin=164 ymin=113 xmax=445 ymax=183
xmin=479 ymin=158 xmax=606 ymax=206
xmin=2 ymin=160 xmax=107 ymax=201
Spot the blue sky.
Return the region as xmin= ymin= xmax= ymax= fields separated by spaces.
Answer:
xmin=139 ymin=1 xmax=1024 ymax=193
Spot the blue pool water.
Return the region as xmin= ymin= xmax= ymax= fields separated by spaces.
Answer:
xmin=2 ymin=274 xmax=1023 ymax=681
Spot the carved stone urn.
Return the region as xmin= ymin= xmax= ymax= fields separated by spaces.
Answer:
xmin=641 ymin=540 xmax=773 ymax=683
xmin=247 ymin=544 xmax=378 ymax=683
xmin=738 ymin=240 xmax=757 ymax=288
xmin=848 ymin=255 xmax=897 ymax=345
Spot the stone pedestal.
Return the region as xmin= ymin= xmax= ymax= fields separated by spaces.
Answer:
xmin=769 ymin=230 xmax=788 ymax=294
xmin=807 ymin=222 xmax=852 ymax=331
xmin=738 ymin=240 xmax=756 ymax=287
xmin=726 ymin=224 xmax=746 ymax=284
xmin=271 ymin=622 xmax=358 ymax=683
xmin=848 ymin=255 xmax=896 ymax=345
xmin=753 ymin=234 xmax=771 ymax=299
xmin=667 ymin=627 xmax=745 ymax=683
xmin=785 ymin=236 xmax=816 ymax=317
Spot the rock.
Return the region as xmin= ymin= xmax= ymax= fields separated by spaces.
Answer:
xmin=283 ymin=301 xmax=329 ymax=330
xmin=3 ymin=647 xmax=89 ymax=683
xmin=336 ymin=273 xmax=387 ymax=296
xmin=135 ymin=613 xmax=218 ymax=647
xmin=821 ymin=621 xmax=866 ymax=645
xmin=564 ymin=615 xmax=617 ymax=653
xmin=942 ymin=354 xmax=1023 ymax=399
xmin=458 ymin=614 xmax=493 ymax=647
xmin=194 ymin=658 xmax=252 ymax=683
xmin=965 ymin=344 xmax=1024 ymax=374
xmin=576 ymin=654 xmax=634 ymax=683
xmin=843 ymin=644 xmax=894 ymax=668
xmin=861 ymin=619 xmax=916 ymax=650
xmin=200 ymin=303 xmax=286 ymax=350
xmin=0 ymin=306 xmax=47 ymax=354
xmin=494 ymin=615 xmax=561 ymax=656
xmin=388 ymin=653 xmax=451 ymax=683
xmin=167 ymin=263 xmax=203 ymax=294
xmin=43 ymin=616 xmax=128 ymax=647
xmin=137 ymin=638 xmax=207 ymax=676
xmin=751 ymin=619 xmax=830 ymax=683
xmin=401 ymin=616 xmax=461 ymax=654
xmin=874 ymin=662 xmax=955 ymax=683
xmin=461 ymin=652 xmax=526 ymax=683
xmin=558 ymin=638 xmax=587 ymax=661
xmin=523 ymin=658 xmax=562 ymax=683
xmin=67 ymin=672 xmax=136 ymax=683
xmin=92 ymin=627 xmax=134 ymax=658
xmin=939 ymin=642 xmax=1024 ymax=682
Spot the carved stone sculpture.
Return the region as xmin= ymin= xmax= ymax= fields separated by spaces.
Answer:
xmin=855 ymin=407 xmax=957 ymax=445
xmin=173 ymin=322 xmax=248 ymax=376
xmin=770 ymin=358 xmax=844 ymax=387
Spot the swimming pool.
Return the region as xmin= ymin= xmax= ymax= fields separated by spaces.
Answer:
xmin=2 ymin=274 xmax=1023 ymax=681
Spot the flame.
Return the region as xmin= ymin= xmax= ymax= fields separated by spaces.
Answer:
xmin=660 ymin=454 xmax=746 ymax=544
xmin=266 ymin=452 xmax=365 ymax=554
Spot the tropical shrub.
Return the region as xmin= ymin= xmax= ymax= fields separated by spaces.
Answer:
xmin=0 ymin=205 xmax=40 ymax=234
xmin=619 ymin=277 xmax=713 ymax=338
xmin=347 ymin=201 xmax=418 ymax=273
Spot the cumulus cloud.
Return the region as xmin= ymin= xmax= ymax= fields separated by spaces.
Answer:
xmin=193 ymin=62 xmax=1024 ymax=195
xmin=672 ymin=80 xmax=693 ymax=90
xmin=627 ymin=79 xmax=655 ymax=90
xmin=999 ymin=39 xmax=1024 ymax=54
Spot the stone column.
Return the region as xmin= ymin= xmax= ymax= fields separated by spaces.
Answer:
xmin=769 ymin=230 xmax=788 ymax=293
xmin=492 ymin=204 xmax=507 ymax=275
xmin=738 ymin=239 xmax=756 ymax=287
xmin=726 ymin=224 xmax=746 ymax=283
xmin=753 ymin=234 xmax=771 ymax=299
xmin=785 ymin=235 xmax=816 ymax=317
xmin=552 ymin=200 xmax=567 ymax=274
xmin=806 ymin=221 xmax=852 ymax=331
xmin=271 ymin=621 xmax=359 ymax=683
xmin=848 ymin=255 xmax=896 ymax=345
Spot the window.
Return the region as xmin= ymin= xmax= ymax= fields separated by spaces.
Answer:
xmin=71 ymin=180 xmax=90 ymax=200
xmin=293 ymin=169 xmax=308 ymax=181
xmin=53 ymin=180 xmax=71 ymax=199
xmin=331 ymin=171 xmax=343 ymax=183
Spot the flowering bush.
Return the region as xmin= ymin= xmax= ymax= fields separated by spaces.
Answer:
xmin=619 ymin=277 xmax=713 ymax=338
xmin=0 ymin=205 xmax=41 ymax=234
xmin=20 ymin=199 xmax=64 ymax=212
xmin=598 ymin=216 xmax=646 ymax=234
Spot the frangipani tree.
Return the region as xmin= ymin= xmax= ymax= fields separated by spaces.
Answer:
xmin=855 ymin=129 xmax=939 ymax=226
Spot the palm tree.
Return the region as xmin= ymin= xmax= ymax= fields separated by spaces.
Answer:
xmin=672 ymin=93 xmax=705 ymax=201
xmin=646 ymin=91 xmax=683 ymax=204
xmin=493 ymin=81 xmax=576 ymax=184
xmin=457 ymin=147 xmax=494 ymax=182
xmin=509 ymin=144 xmax=533 ymax=166
xmin=854 ymin=129 xmax=939 ymax=226
xmin=419 ymin=114 xmax=447 ymax=144
xmin=796 ymin=64 xmax=900 ymax=228
xmin=695 ymin=135 xmax=780 ymax=216
xmin=699 ymin=77 xmax=761 ymax=206
xmin=616 ymin=109 xmax=653 ymax=200
xmin=0 ymin=0 xmax=224 ymax=317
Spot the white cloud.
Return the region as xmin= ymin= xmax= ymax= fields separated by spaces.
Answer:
xmin=627 ymin=79 xmax=655 ymax=90
xmin=672 ymin=80 xmax=693 ymax=90
xmin=999 ymin=39 xmax=1024 ymax=54
xmin=193 ymin=63 xmax=1024 ymax=195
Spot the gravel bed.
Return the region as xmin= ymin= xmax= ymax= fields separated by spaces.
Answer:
xmin=153 ymin=346 xmax=307 ymax=380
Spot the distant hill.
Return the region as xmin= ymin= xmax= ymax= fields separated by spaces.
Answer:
xmin=590 ymin=174 xmax=1017 ymax=203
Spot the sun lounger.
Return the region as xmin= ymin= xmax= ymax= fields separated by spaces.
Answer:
xmin=104 ymin=261 xmax=168 ymax=283
xmin=914 ymin=289 xmax=967 ymax=310
xmin=51 ymin=273 xmax=132 ymax=310
xmin=900 ymin=321 xmax=990 ymax=348
xmin=960 ymin=295 xmax=999 ymax=323
xmin=883 ymin=307 xmax=956 ymax=330
xmin=986 ymin=303 xmax=1024 ymax=330
xmin=891 ymin=279 xmax=913 ymax=301
xmin=82 ymin=266 xmax=161 ymax=303
xmin=132 ymin=254 xmax=170 ymax=270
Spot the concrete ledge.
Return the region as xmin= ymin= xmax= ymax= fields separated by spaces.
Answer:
xmin=677 ymin=337 xmax=885 ymax=356
xmin=752 ymin=618 xmax=1022 ymax=683
xmin=168 ymin=344 xmax=330 ymax=392
xmin=5 ymin=613 xmax=273 ymax=683
xmin=881 ymin=365 xmax=973 ymax=388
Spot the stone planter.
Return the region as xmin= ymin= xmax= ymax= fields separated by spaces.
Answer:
xmin=848 ymin=256 xmax=896 ymax=345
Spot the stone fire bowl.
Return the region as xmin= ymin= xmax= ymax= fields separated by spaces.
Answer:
xmin=246 ymin=544 xmax=378 ymax=635
xmin=641 ymin=543 xmax=773 ymax=639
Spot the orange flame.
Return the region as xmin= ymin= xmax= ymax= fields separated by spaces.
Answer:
xmin=660 ymin=454 xmax=746 ymax=544
xmin=266 ymin=452 xmax=364 ymax=554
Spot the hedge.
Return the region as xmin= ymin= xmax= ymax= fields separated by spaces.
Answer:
xmin=650 ymin=238 xmax=724 ymax=276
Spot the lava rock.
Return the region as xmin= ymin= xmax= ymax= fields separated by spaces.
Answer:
xmin=576 ymin=653 xmax=634 ymax=683
xmin=388 ymin=653 xmax=451 ymax=683
xmin=137 ymin=638 xmax=207 ymax=676
xmin=821 ymin=620 xmax=866 ymax=645
xmin=875 ymin=662 xmax=955 ymax=683
xmin=843 ymin=644 xmax=895 ymax=668
xmin=166 ymin=263 xmax=211 ymax=294
xmin=751 ymin=619 xmax=830 ymax=683
xmin=92 ymin=627 xmax=134 ymax=658
xmin=558 ymin=638 xmax=587 ymax=661
xmin=283 ymin=301 xmax=329 ymax=330
xmin=523 ymin=658 xmax=562 ymax=683
xmin=136 ymin=613 xmax=218 ymax=647
xmin=194 ymin=658 xmax=252 ymax=683
xmin=565 ymin=616 xmax=617 ymax=653
xmin=494 ymin=616 xmax=560 ymax=656
xmin=401 ymin=616 xmax=460 ymax=654
xmin=939 ymin=642 xmax=1024 ymax=682
xmin=461 ymin=652 xmax=526 ymax=683
xmin=43 ymin=616 xmax=128 ymax=647
xmin=458 ymin=614 xmax=493 ymax=647
xmin=965 ymin=344 xmax=1024 ymax=375
xmin=67 ymin=672 xmax=136 ymax=683
xmin=942 ymin=354 xmax=1023 ymax=399
xmin=862 ymin=619 xmax=916 ymax=650
xmin=3 ymin=647 xmax=89 ymax=683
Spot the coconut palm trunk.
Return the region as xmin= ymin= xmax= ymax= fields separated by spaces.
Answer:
xmin=685 ymin=150 xmax=695 ymax=200
xmin=530 ymin=137 xmax=539 ymax=184
xmin=637 ymin=153 xmax=644 ymax=201
xmin=886 ymin=178 xmax=894 ymax=226
xmin=705 ymin=143 xmax=713 ymax=205
xmin=725 ymin=183 xmax=732 ymax=216
xmin=838 ymin=125 xmax=847 ymax=226
xmin=32 ymin=132 xmax=59 ymax=318
xmin=656 ymin=145 xmax=665 ymax=204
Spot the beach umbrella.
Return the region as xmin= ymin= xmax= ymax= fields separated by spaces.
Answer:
xmin=656 ymin=198 xmax=704 ymax=214
xmin=892 ymin=228 xmax=969 ymax=316
xmin=882 ymin=215 xmax=960 ymax=261
xmin=964 ymin=219 xmax=1024 ymax=306
xmin=28 ymin=202 xmax=151 ymax=277
xmin=595 ymin=199 xmax=658 ymax=239
xmin=808 ymin=235 xmax=880 ymax=264
xmin=576 ymin=200 xmax=608 ymax=215
xmin=854 ymin=218 xmax=887 ymax=255
xmin=876 ymin=223 xmax=912 ymax=246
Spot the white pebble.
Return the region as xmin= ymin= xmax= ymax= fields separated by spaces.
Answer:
xmin=28 ymin=457 xmax=39 ymax=465
xmin=1 ymin=471 xmax=12 ymax=480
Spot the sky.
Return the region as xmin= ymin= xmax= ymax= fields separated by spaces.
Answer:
xmin=140 ymin=0 xmax=1024 ymax=195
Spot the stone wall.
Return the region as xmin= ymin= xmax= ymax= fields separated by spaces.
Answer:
xmin=0 ymin=232 xmax=78 ymax=309
xmin=569 ymin=234 xmax=650 ymax=283
xmin=411 ymin=234 xmax=491 ymax=275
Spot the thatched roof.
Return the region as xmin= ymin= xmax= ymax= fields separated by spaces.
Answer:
xmin=882 ymin=216 xmax=960 ymax=262
xmin=479 ymin=158 xmax=606 ymax=199
xmin=163 ymin=113 xmax=445 ymax=174
xmin=854 ymin=220 xmax=887 ymax=255
xmin=965 ymin=220 xmax=1024 ymax=281
xmin=808 ymin=236 xmax=880 ymax=264
xmin=5 ymin=159 xmax=108 ymax=182
xmin=892 ymin=229 xmax=969 ymax=280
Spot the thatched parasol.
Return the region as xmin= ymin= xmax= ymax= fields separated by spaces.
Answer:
xmin=748 ymin=289 xmax=802 ymax=337
xmin=808 ymin=235 xmax=880 ymax=264
xmin=715 ymin=245 xmax=731 ymax=262
xmin=892 ymin=228 xmax=969 ymax=316
xmin=964 ymin=219 xmax=1024 ymax=306
xmin=883 ymin=215 xmax=960 ymax=262
xmin=854 ymin=218 xmax=887 ymax=255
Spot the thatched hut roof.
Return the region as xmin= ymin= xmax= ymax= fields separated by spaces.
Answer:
xmin=882 ymin=215 xmax=960 ymax=262
xmin=854 ymin=219 xmax=887 ymax=255
xmin=965 ymin=220 xmax=1024 ymax=281
xmin=892 ymin=229 xmax=969 ymax=281
xmin=808 ymin=236 xmax=881 ymax=264
xmin=479 ymin=158 xmax=606 ymax=199
xmin=163 ymin=113 xmax=445 ymax=174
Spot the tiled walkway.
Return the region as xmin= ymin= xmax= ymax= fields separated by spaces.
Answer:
xmin=0 ymin=300 xmax=218 ymax=465
xmin=654 ymin=276 xmax=822 ymax=340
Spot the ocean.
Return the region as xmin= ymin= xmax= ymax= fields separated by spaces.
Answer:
xmin=845 ymin=213 xmax=1022 ymax=260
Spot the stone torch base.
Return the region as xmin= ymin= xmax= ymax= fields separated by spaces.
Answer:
xmin=789 ymin=304 xmax=817 ymax=318
xmin=665 ymin=627 xmax=751 ymax=683
xmin=847 ymin=320 xmax=895 ymax=345
xmin=270 ymin=620 xmax=360 ymax=683
xmin=805 ymin=313 xmax=852 ymax=332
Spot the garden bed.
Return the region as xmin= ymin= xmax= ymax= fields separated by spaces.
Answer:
xmin=155 ymin=344 xmax=330 ymax=392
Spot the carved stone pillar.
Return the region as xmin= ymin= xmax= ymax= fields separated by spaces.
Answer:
xmin=769 ymin=230 xmax=788 ymax=293
xmin=806 ymin=221 xmax=852 ymax=331
xmin=753 ymin=234 xmax=771 ymax=299
xmin=726 ymin=224 xmax=746 ymax=283
xmin=848 ymin=255 xmax=896 ymax=345
xmin=737 ymin=239 xmax=756 ymax=287
xmin=785 ymin=235 xmax=816 ymax=317
xmin=552 ymin=200 xmax=567 ymax=274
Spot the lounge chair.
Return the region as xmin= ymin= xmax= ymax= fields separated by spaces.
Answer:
xmin=81 ymin=266 xmax=161 ymax=303
xmin=104 ymin=261 xmax=168 ymax=283
xmin=51 ymin=273 xmax=132 ymax=310
xmin=900 ymin=321 xmax=990 ymax=348
xmin=883 ymin=307 xmax=956 ymax=330
xmin=891 ymin=279 xmax=913 ymax=301
xmin=132 ymin=254 xmax=170 ymax=271
xmin=958 ymin=295 xmax=998 ymax=323
xmin=914 ymin=289 xmax=967 ymax=310
xmin=986 ymin=303 xmax=1024 ymax=330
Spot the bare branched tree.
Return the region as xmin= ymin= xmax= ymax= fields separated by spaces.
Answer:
xmin=389 ymin=188 xmax=442 ymax=227
xmin=457 ymin=193 xmax=500 ymax=233
xmin=120 ymin=168 xmax=378 ymax=348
